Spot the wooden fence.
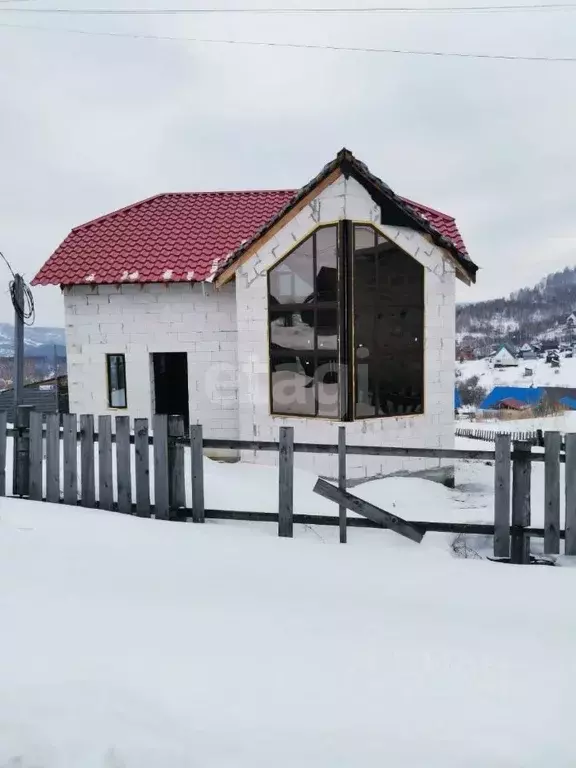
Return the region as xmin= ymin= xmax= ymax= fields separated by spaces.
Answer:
xmin=455 ymin=426 xmax=543 ymax=444
xmin=1 ymin=408 xmax=574 ymax=564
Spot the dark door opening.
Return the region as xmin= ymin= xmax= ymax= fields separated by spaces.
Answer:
xmin=152 ymin=352 xmax=189 ymax=429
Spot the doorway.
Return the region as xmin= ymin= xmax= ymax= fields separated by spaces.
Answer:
xmin=152 ymin=353 xmax=189 ymax=429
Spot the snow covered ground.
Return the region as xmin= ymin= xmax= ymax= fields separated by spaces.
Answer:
xmin=461 ymin=411 xmax=576 ymax=435
xmin=2 ymin=492 xmax=576 ymax=767
xmin=458 ymin=354 xmax=576 ymax=390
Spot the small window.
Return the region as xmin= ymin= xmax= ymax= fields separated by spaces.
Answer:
xmin=106 ymin=354 xmax=127 ymax=408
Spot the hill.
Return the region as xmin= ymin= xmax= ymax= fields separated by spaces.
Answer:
xmin=457 ymin=265 xmax=576 ymax=352
xmin=0 ymin=323 xmax=65 ymax=357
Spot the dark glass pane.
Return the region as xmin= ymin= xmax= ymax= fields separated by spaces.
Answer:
xmin=270 ymin=310 xmax=315 ymax=351
xmin=315 ymin=226 xmax=338 ymax=302
xmin=269 ymin=236 xmax=314 ymax=305
xmin=316 ymin=356 xmax=339 ymax=417
xmin=270 ymin=351 xmax=316 ymax=416
xmin=108 ymin=355 xmax=127 ymax=408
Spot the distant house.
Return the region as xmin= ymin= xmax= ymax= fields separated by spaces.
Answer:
xmin=518 ymin=343 xmax=537 ymax=360
xmin=566 ymin=312 xmax=576 ymax=328
xmin=479 ymin=387 xmax=543 ymax=410
xmin=493 ymin=344 xmax=518 ymax=368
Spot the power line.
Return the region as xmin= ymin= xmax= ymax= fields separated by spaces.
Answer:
xmin=2 ymin=21 xmax=575 ymax=61
xmin=1 ymin=2 xmax=576 ymax=13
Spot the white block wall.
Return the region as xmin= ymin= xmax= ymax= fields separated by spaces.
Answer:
xmin=235 ymin=175 xmax=457 ymax=480
xmin=63 ymin=282 xmax=239 ymax=439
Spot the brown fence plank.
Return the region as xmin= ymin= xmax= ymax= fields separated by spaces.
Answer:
xmin=80 ymin=414 xmax=95 ymax=508
xmin=494 ymin=433 xmax=511 ymax=558
xmin=62 ymin=413 xmax=78 ymax=506
xmin=98 ymin=415 xmax=113 ymax=511
xmin=278 ymin=426 xmax=294 ymax=538
xmin=45 ymin=413 xmax=60 ymax=504
xmin=115 ymin=415 xmax=132 ymax=514
xmin=0 ymin=410 xmax=6 ymax=496
xmin=190 ymin=424 xmax=205 ymax=523
xmin=134 ymin=417 xmax=150 ymax=518
xmin=565 ymin=433 xmax=576 ymax=555
xmin=168 ymin=415 xmax=185 ymax=516
xmin=314 ymin=478 xmax=424 ymax=544
xmin=338 ymin=425 xmax=347 ymax=544
xmin=28 ymin=410 xmax=43 ymax=502
xmin=153 ymin=414 xmax=169 ymax=520
xmin=511 ymin=441 xmax=532 ymax=564
xmin=544 ymin=431 xmax=561 ymax=555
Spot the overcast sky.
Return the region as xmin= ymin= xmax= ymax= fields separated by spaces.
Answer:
xmin=1 ymin=0 xmax=575 ymax=326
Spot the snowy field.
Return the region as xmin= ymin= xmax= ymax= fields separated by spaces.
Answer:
xmin=2 ymin=492 xmax=576 ymax=767
xmin=458 ymin=354 xmax=576 ymax=390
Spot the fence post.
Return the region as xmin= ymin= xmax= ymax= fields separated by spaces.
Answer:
xmin=45 ymin=412 xmax=61 ymax=504
xmin=168 ymin=415 xmax=186 ymax=517
xmin=565 ymin=433 xmax=576 ymax=555
xmin=338 ymin=425 xmax=347 ymax=544
xmin=80 ymin=414 xmax=96 ymax=508
xmin=511 ymin=441 xmax=531 ymax=564
xmin=98 ymin=415 xmax=114 ymax=511
xmin=278 ymin=426 xmax=294 ymax=538
xmin=13 ymin=404 xmax=31 ymax=497
xmin=493 ymin=433 xmax=511 ymax=558
xmin=153 ymin=414 xmax=169 ymax=520
xmin=544 ymin=431 xmax=561 ymax=554
xmin=115 ymin=415 xmax=132 ymax=514
xmin=0 ymin=410 xmax=6 ymax=497
xmin=190 ymin=424 xmax=205 ymax=523
xmin=62 ymin=413 xmax=78 ymax=506
xmin=134 ymin=417 xmax=151 ymax=518
xmin=28 ymin=410 xmax=43 ymax=502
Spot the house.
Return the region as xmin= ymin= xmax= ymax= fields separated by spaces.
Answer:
xmin=0 ymin=375 xmax=68 ymax=423
xmin=479 ymin=387 xmax=544 ymax=410
xmin=32 ymin=148 xmax=478 ymax=482
xmin=493 ymin=344 xmax=518 ymax=368
xmin=518 ymin=343 xmax=537 ymax=360
xmin=566 ymin=312 xmax=576 ymax=328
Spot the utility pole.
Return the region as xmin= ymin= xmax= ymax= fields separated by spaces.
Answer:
xmin=13 ymin=273 xmax=24 ymax=411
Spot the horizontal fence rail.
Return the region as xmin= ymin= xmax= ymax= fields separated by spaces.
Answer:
xmin=1 ymin=409 xmax=573 ymax=564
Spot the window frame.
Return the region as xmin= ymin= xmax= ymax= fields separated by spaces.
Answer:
xmin=106 ymin=353 xmax=128 ymax=409
xmin=267 ymin=220 xmax=425 ymax=421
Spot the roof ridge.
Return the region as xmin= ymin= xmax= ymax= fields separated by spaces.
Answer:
xmin=72 ymin=188 xmax=298 ymax=233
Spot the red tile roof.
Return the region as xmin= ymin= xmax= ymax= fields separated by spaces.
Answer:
xmin=33 ymin=188 xmax=469 ymax=287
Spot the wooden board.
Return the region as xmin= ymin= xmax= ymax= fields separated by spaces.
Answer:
xmin=28 ymin=410 xmax=43 ymax=502
xmin=0 ymin=410 xmax=6 ymax=496
xmin=80 ymin=414 xmax=95 ymax=508
xmin=115 ymin=416 xmax=132 ymax=514
xmin=544 ymin=431 xmax=561 ymax=555
xmin=493 ymin=433 xmax=511 ymax=558
xmin=153 ymin=414 xmax=169 ymax=520
xmin=45 ymin=413 xmax=60 ymax=504
xmin=278 ymin=427 xmax=294 ymax=538
xmin=62 ymin=413 xmax=78 ymax=506
xmin=314 ymin=478 xmax=424 ymax=544
xmin=190 ymin=424 xmax=205 ymax=523
xmin=98 ymin=415 xmax=114 ymax=511
xmin=565 ymin=433 xmax=576 ymax=555
xmin=511 ymin=441 xmax=531 ymax=564
xmin=168 ymin=415 xmax=186 ymax=515
xmin=134 ymin=418 xmax=151 ymax=517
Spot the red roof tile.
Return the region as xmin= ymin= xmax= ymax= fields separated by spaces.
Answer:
xmin=32 ymin=188 xmax=469 ymax=287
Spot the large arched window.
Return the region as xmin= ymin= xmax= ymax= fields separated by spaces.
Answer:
xmin=267 ymin=222 xmax=424 ymax=420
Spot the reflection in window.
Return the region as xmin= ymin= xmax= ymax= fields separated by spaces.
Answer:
xmin=106 ymin=354 xmax=127 ymax=408
xmin=269 ymin=226 xmax=338 ymax=416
